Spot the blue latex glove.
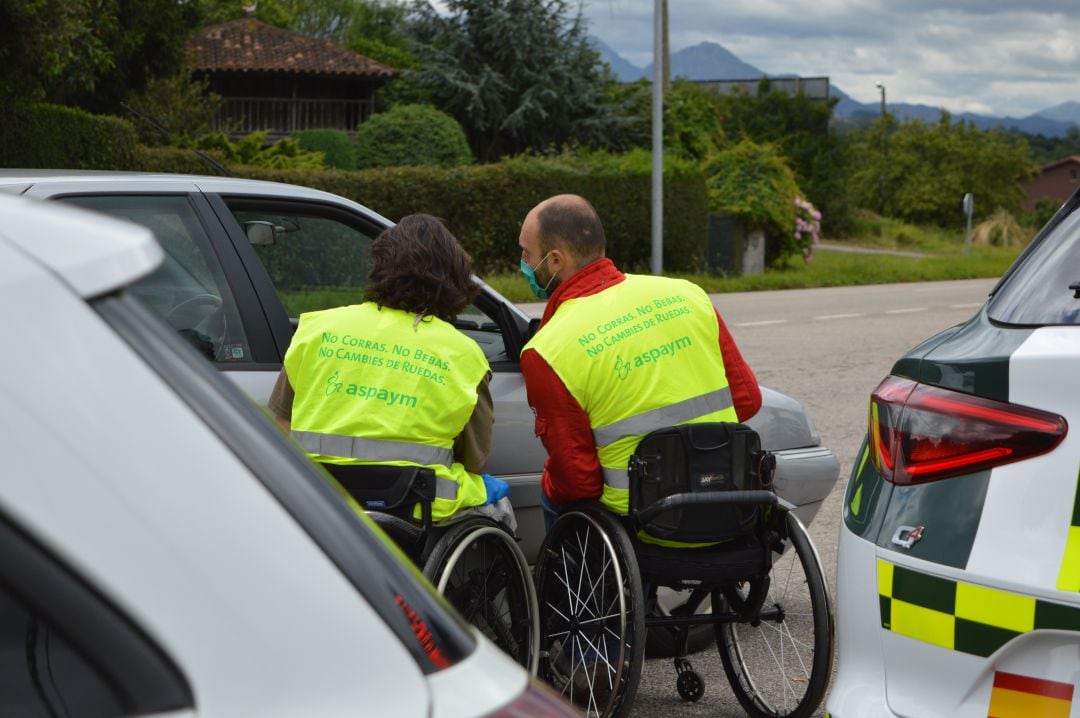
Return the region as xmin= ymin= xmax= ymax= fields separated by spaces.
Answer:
xmin=482 ymin=473 xmax=510 ymax=505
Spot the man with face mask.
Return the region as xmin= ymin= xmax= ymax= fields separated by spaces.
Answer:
xmin=518 ymin=194 xmax=762 ymax=531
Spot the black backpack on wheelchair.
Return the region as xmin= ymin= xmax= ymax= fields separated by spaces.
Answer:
xmin=628 ymin=421 xmax=780 ymax=585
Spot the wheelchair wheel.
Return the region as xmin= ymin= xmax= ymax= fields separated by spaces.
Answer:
xmin=714 ymin=511 xmax=834 ymax=718
xmin=424 ymin=519 xmax=539 ymax=675
xmin=534 ymin=508 xmax=645 ymax=718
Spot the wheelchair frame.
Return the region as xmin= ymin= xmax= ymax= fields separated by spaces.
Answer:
xmin=533 ymin=423 xmax=835 ymax=718
xmin=324 ymin=463 xmax=540 ymax=676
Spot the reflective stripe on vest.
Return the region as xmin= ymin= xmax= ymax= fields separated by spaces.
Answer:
xmin=292 ymin=431 xmax=460 ymax=499
xmin=292 ymin=430 xmax=455 ymax=468
xmin=592 ymin=387 xmax=734 ymax=448
xmin=602 ymin=467 xmax=629 ymax=490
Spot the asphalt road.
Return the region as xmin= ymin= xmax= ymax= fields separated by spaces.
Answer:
xmin=521 ymin=277 xmax=1000 ymax=716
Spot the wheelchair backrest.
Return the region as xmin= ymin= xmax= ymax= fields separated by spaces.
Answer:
xmin=627 ymin=422 xmax=771 ymax=543
xmin=320 ymin=463 xmax=436 ymax=527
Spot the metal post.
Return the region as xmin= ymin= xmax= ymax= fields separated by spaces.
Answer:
xmin=876 ymin=81 xmax=886 ymax=214
xmin=963 ymin=193 xmax=974 ymax=256
xmin=650 ymin=0 xmax=664 ymax=275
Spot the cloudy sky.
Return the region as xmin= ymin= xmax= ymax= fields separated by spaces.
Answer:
xmin=579 ymin=1 xmax=1080 ymax=118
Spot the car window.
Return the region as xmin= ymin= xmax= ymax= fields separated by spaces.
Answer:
xmin=0 ymin=587 xmax=125 ymax=717
xmin=229 ymin=203 xmax=508 ymax=363
xmin=988 ymin=207 xmax=1080 ymax=325
xmin=0 ymin=516 xmax=191 ymax=717
xmin=57 ymin=195 xmax=252 ymax=363
xmin=453 ymin=304 xmax=509 ymax=363
xmin=231 ymin=208 xmax=374 ymax=317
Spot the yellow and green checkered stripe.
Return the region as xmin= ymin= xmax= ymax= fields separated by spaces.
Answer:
xmin=878 ymin=559 xmax=1080 ymax=657
xmin=1058 ymin=468 xmax=1080 ymax=591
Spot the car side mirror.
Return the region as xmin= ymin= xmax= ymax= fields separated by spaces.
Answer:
xmin=244 ymin=220 xmax=277 ymax=246
xmin=526 ymin=317 xmax=542 ymax=341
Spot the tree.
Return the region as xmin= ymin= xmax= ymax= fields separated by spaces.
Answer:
xmin=711 ymin=81 xmax=853 ymax=234
xmin=0 ymin=0 xmax=112 ymax=104
xmin=847 ymin=112 xmax=1035 ymax=227
xmin=406 ymin=0 xmax=622 ymax=161
xmin=0 ymin=0 xmax=207 ymax=111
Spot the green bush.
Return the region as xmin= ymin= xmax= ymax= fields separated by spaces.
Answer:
xmin=705 ymin=140 xmax=802 ymax=265
xmin=356 ymin=104 xmax=473 ymax=169
xmin=291 ymin=129 xmax=357 ymax=170
xmin=213 ymin=150 xmax=706 ymax=274
xmin=130 ymin=145 xmax=230 ymax=175
xmin=192 ymin=131 xmax=325 ymax=169
xmin=0 ymin=103 xmax=137 ymax=169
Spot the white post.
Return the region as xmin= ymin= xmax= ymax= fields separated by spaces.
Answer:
xmin=963 ymin=193 xmax=974 ymax=256
xmin=650 ymin=0 xmax=664 ymax=275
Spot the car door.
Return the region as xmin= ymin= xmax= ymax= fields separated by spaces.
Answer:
xmin=26 ymin=181 xmax=281 ymax=378
xmin=204 ymin=192 xmax=549 ymax=559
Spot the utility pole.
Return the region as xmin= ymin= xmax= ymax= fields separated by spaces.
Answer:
xmin=876 ymin=81 xmax=887 ymax=214
xmin=661 ymin=0 xmax=670 ymax=95
xmin=650 ymin=0 xmax=664 ymax=275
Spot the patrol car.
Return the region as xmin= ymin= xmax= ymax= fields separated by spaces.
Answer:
xmin=826 ymin=194 xmax=1080 ymax=716
xmin=0 ymin=170 xmax=840 ymax=567
xmin=0 ymin=193 xmax=574 ymax=716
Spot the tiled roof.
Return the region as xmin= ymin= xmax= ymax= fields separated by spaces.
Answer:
xmin=187 ymin=18 xmax=396 ymax=78
xmin=1040 ymin=156 xmax=1080 ymax=172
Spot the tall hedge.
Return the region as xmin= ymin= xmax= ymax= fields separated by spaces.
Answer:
xmin=222 ymin=151 xmax=706 ymax=274
xmin=0 ymin=103 xmax=137 ymax=169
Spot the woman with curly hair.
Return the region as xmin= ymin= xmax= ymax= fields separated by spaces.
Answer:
xmin=268 ymin=214 xmax=511 ymax=524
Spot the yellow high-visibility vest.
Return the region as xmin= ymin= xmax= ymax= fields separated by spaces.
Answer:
xmin=284 ymin=303 xmax=489 ymax=521
xmin=525 ymin=274 xmax=737 ymax=517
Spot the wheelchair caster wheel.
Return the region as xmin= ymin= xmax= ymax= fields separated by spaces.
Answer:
xmin=676 ymin=669 xmax=705 ymax=702
xmin=674 ymin=658 xmax=705 ymax=702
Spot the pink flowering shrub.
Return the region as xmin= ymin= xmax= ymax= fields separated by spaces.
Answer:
xmin=795 ymin=196 xmax=822 ymax=264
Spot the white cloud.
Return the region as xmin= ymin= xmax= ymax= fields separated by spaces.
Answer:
xmin=580 ymin=0 xmax=1080 ymax=117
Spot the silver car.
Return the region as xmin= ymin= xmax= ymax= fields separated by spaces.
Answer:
xmin=0 ymin=171 xmax=840 ymax=564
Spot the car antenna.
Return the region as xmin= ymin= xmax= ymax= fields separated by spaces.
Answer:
xmin=121 ymin=102 xmax=233 ymax=178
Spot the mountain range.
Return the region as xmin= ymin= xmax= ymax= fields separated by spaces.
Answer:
xmin=592 ymin=38 xmax=1080 ymax=138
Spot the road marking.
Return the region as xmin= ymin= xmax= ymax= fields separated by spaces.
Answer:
xmin=885 ymin=307 xmax=928 ymax=315
xmin=736 ymin=319 xmax=789 ymax=327
xmin=950 ymin=302 xmax=983 ymax=309
xmin=814 ymin=313 xmax=865 ymax=321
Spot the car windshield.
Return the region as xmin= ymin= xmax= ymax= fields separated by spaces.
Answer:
xmin=988 ymin=206 xmax=1080 ymax=326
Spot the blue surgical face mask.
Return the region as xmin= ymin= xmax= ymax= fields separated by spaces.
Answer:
xmin=520 ymin=251 xmax=558 ymax=300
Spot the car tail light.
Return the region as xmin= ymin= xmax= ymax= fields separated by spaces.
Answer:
xmin=868 ymin=375 xmax=1067 ymax=485
xmin=483 ymin=680 xmax=580 ymax=717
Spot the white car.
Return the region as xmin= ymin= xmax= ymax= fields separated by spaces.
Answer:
xmin=0 ymin=194 xmax=574 ymax=716
xmin=827 ymin=196 xmax=1080 ymax=716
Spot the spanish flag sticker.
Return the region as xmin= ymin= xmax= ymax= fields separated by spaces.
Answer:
xmin=988 ymin=671 xmax=1074 ymax=718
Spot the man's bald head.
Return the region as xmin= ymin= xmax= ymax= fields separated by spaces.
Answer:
xmin=531 ymin=194 xmax=606 ymax=264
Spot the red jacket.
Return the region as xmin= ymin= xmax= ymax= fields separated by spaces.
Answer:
xmin=520 ymin=258 xmax=762 ymax=507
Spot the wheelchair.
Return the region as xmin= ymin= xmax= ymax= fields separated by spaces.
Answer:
xmin=324 ymin=463 xmax=539 ymax=675
xmin=533 ymin=423 xmax=834 ymax=717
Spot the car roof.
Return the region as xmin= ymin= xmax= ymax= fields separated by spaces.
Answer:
xmin=0 ymin=193 xmax=162 ymax=297
xmin=0 ymin=169 xmax=394 ymax=225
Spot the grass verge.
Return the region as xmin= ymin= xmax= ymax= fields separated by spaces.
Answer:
xmin=483 ymin=244 xmax=1022 ymax=302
